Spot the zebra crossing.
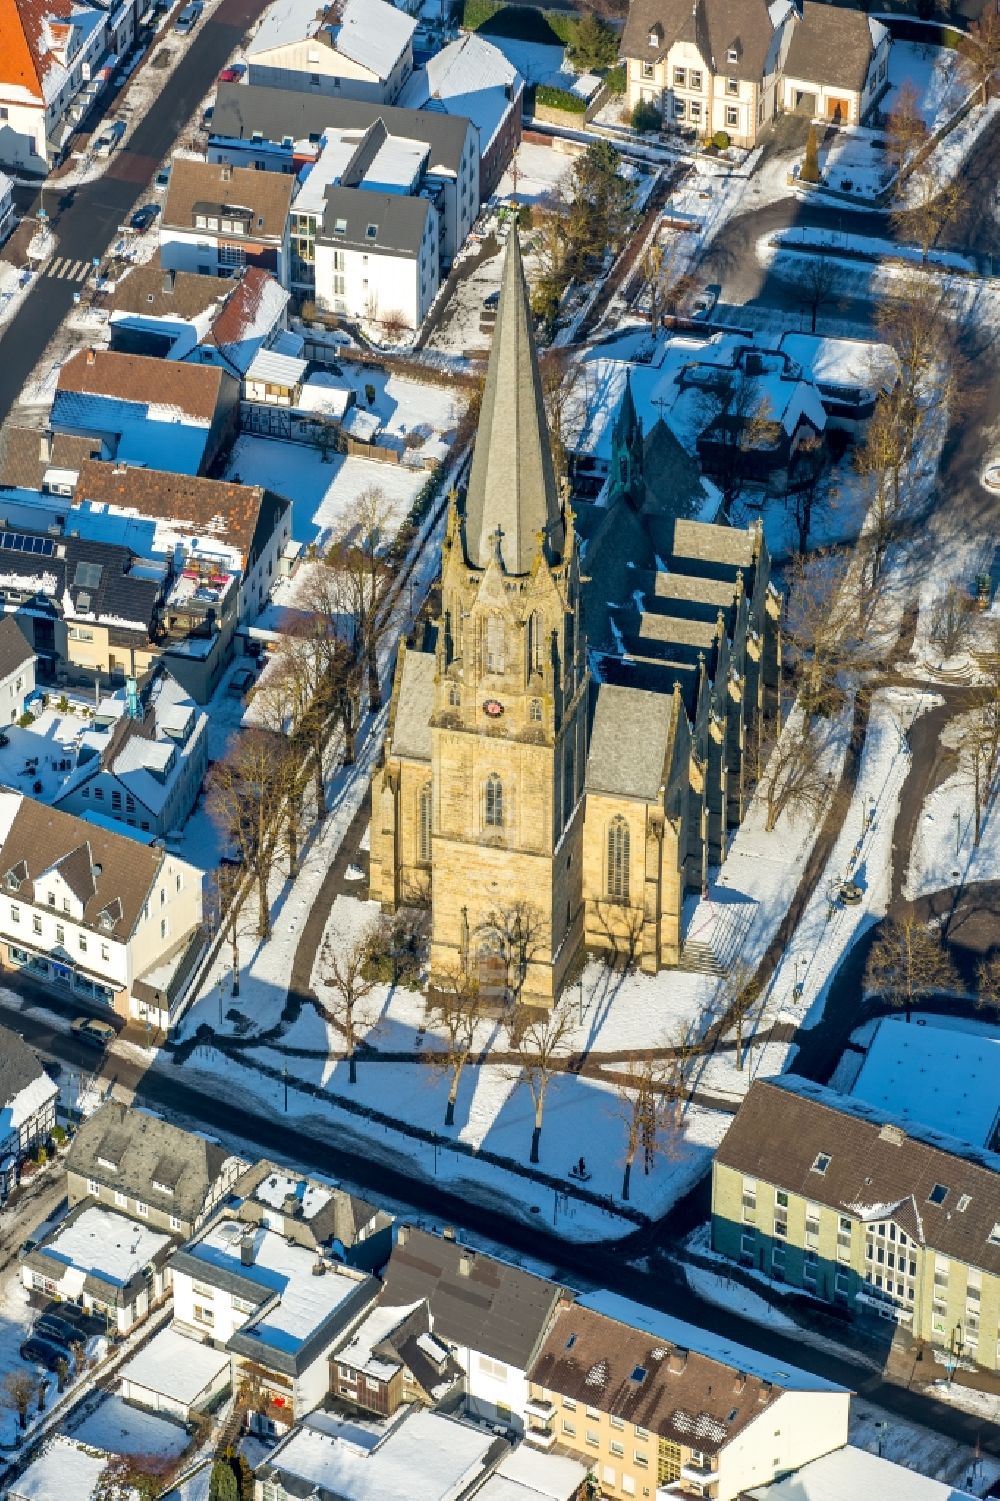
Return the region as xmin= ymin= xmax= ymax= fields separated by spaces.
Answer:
xmin=40 ymin=255 xmax=92 ymax=283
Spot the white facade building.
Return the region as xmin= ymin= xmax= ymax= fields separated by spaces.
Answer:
xmin=246 ymin=0 xmax=415 ymax=105
xmin=0 ymin=616 xmax=36 ymax=723
xmin=22 ymin=1202 xmax=174 ymax=1332
xmin=313 ymin=186 xmax=438 ymax=330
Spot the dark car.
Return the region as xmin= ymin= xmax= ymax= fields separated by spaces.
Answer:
xmin=130 ymin=203 xmax=160 ymax=231
xmin=19 ymin=1337 xmax=71 ymax=1373
xmin=35 ymin=1314 xmax=81 ymax=1348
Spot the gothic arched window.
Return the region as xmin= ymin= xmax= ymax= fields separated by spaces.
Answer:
xmin=448 ymin=682 xmax=461 ymax=707
xmin=485 ymin=615 xmax=506 ymax=674
xmin=418 ymin=782 xmax=432 ymax=864
xmin=528 ymin=611 xmax=543 ymax=675
xmin=485 ymin=773 xmax=504 ymax=829
xmin=607 ymin=816 xmax=630 ymax=902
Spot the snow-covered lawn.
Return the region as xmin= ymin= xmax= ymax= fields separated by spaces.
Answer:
xmin=769 ymin=226 xmax=976 ymax=275
xmin=905 ymin=710 xmax=1000 ymax=899
xmin=225 ymin=438 xmax=427 ymax=549
xmin=885 ymin=42 xmax=968 ymax=136
xmin=850 ymin=1397 xmax=1000 ymax=1496
xmin=67 ymin=1393 xmax=189 ymax=1458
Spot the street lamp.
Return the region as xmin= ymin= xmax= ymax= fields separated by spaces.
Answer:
xmin=577 ymin=977 xmax=584 ymax=1026
xmin=953 ymin=808 xmax=961 ymax=859
xmin=283 ymin=1063 xmax=288 ymax=1112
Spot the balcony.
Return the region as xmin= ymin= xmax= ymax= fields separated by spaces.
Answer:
xmin=525 ymin=1424 xmax=556 ymax=1450
xmin=524 ymin=1397 xmax=556 ymax=1420
xmin=681 ymin=1460 xmax=716 ymax=1484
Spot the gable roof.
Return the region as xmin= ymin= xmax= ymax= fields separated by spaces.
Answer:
xmin=56 ymin=349 xmax=227 ymax=423
xmin=463 ymin=234 xmax=563 ymax=576
xmin=0 ymin=1022 xmax=53 ymax=1112
xmin=0 ymin=426 xmax=104 ymax=491
xmin=67 ymin=1100 xmax=233 ymax=1226
xmin=0 ymin=615 xmax=35 ymax=680
xmin=0 ymin=793 xmax=165 ymax=938
xmin=108 ymin=263 xmax=232 ymax=321
xmin=0 ymin=0 xmax=45 ymax=101
xmin=318 ymin=184 xmax=431 ymax=256
xmin=586 ymin=682 xmax=679 ymax=802
xmin=381 ymin=1227 xmax=562 ymax=1371
xmin=331 ymin=0 xmax=415 ymax=81
xmin=388 ymin=646 xmax=434 ymax=763
xmin=398 ymin=32 xmax=522 ymax=155
xmin=205 ymin=266 xmax=290 ymax=356
xmin=746 ymin=1443 xmax=978 ymax=1501
xmin=622 ymin=0 xmax=781 ymax=83
xmin=784 ymin=3 xmax=883 ymax=95
xmin=716 ymin=1078 xmax=1000 ymax=1276
xmin=162 ymin=159 xmax=294 ymax=242
xmin=74 ymin=460 xmax=289 ymax=567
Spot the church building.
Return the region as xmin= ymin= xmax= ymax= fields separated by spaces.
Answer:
xmin=370 ymin=235 xmax=781 ymax=1007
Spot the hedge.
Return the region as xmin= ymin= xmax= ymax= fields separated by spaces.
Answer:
xmin=535 ymin=83 xmax=587 ymax=114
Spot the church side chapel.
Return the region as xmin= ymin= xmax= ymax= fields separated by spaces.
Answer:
xmin=370 ymin=234 xmax=782 ymax=1008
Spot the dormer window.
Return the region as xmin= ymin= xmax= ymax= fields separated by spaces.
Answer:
xmin=811 ymin=1152 xmax=831 ymax=1175
xmin=648 ymin=23 xmax=662 ymax=46
xmin=6 ymin=874 xmax=18 ymax=892
xmin=727 ymin=46 xmax=739 ymax=63
xmin=366 ymin=224 xmax=378 ymax=240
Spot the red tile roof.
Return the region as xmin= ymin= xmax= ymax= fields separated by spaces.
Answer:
xmin=57 ymin=349 xmax=227 ymax=423
xmin=0 ymin=0 xmax=44 ymax=99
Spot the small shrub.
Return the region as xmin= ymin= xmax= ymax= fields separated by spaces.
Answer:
xmin=17 ymin=711 xmax=32 ymax=728
xmin=57 ymin=694 xmax=69 ymax=712
xmin=631 ymin=98 xmax=661 ymax=133
xmin=51 ymin=1125 xmax=66 ymax=1146
xmin=800 ymin=124 xmax=821 ymax=183
xmin=34 ymin=1146 xmax=47 ymax=1166
xmin=517 ymin=202 xmax=534 ymax=229
xmin=605 ymin=62 xmax=626 ymax=96
xmin=365 ymin=382 xmax=376 ymax=405
xmin=711 ymin=130 xmax=730 ymax=150
xmin=535 ymin=83 xmax=586 ymax=114
xmin=462 ymin=0 xmax=501 ymax=26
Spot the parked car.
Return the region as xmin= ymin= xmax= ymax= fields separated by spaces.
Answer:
xmin=19 ymin=1337 xmax=71 ymax=1373
xmin=154 ymin=165 xmax=171 ymax=191
xmin=35 ymin=1315 xmax=81 ymax=1348
xmin=175 ymin=1 xmax=202 ymax=31
xmin=130 ymin=203 xmax=160 ymax=231
xmin=218 ymin=63 xmax=245 ymax=82
xmin=70 ymin=1016 xmax=117 ymax=1047
xmin=93 ymin=119 xmax=126 ymax=158
xmin=482 ymin=290 xmax=500 ymax=312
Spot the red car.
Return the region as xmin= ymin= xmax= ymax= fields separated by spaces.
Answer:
xmin=218 ymin=64 xmax=245 ymax=82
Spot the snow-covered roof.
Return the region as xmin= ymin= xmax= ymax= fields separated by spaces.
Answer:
xmin=249 ymin=0 xmax=414 ymax=82
xmin=477 ymin=1444 xmax=587 ymax=1501
xmin=779 ymin=332 xmax=898 ymax=397
xmin=36 ymin=1204 xmax=172 ymax=1290
xmin=262 ymin=1408 xmax=497 ymax=1501
xmin=399 ymin=32 xmax=522 ymax=154
xmin=0 ymin=1069 xmax=58 ymax=1144
xmin=335 ymin=1299 xmax=422 ymax=1379
xmin=253 ymin=1168 xmax=332 ymax=1221
xmin=297 ymin=372 xmax=352 ymax=419
xmin=246 ymin=348 xmax=308 ymax=388
xmin=118 ymin=1324 xmax=231 ymax=1406
xmin=850 ymin=1016 xmax=1000 ymax=1149
xmin=745 ymin=1444 xmax=977 ymax=1501
xmin=577 ymin=1290 xmax=848 ymax=1394
xmin=7 ymin=1436 xmax=107 ymax=1501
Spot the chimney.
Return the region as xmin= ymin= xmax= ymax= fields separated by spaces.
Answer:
xmin=442 ymin=1226 xmax=456 ymax=1242
xmin=240 ymin=1230 xmax=256 ymax=1267
xmin=879 ymin=1123 xmax=905 ymax=1146
xmin=221 ymin=164 xmax=232 ymax=182
xmin=86 ymin=349 xmax=96 ymax=367
xmin=667 ymin=1348 xmax=688 ymax=1375
xmin=458 ymin=1250 xmax=475 ymax=1277
xmin=38 ymin=433 xmax=52 ymax=464
xmin=162 ymin=269 xmax=175 ymax=295
xmin=732 ymin=1372 xmax=747 ymax=1395
xmin=397 ymin=1225 xmax=408 ymax=1246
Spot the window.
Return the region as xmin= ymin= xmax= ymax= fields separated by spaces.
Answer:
xmin=134 ymin=1200 xmax=148 ymax=1217
xmin=485 ymin=614 xmax=506 ymax=673
xmin=33 ymin=915 xmax=41 ymax=935
xmin=9 ymin=905 xmax=17 ymax=923
xmin=448 ymin=683 xmax=461 ymax=707
xmin=528 ymin=611 xmax=543 ymax=674
xmin=774 ymin=1217 xmax=787 ymax=1239
xmin=641 ymin=61 xmax=654 ymax=80
xmin=194 ymin=1304 xmax=214 ymax=1327
xmin=727 ymin=77 xmax=739 ymax=96
xmin=674 ymin=98 xmax=686 ymax=118
xmin=87 ymin=1178 xmax=100 ymax=1195
xmin=529 ymin=699 xmax=542 ymax=723
xmin=114 ymin=1190 xmax=127 ymax=1207
xmin=775 ymin=1189 xmax=788 ymax=1208
xmin=160 ymin=918 xmax=167 ymax=939
xmin=957 ymin=1195 xmax=971 ymax=1213
xmin=689 ymin=70 xmax=702 ymax=89
xmin=727 ymin=46 xmax=738 ymax=62
xmin=989 ymin=1223 xmax=1000 ymax=1245
xmin=811 ymin=1152 xmax=831 ymax=1174
xmin=928 ymin=1184 xmax=949 ymax=1205
xmin=169 ymin=1214 xmax=182 ymax=1231
xmin=485 ymin=774 xmax=504 ymax=829
xmin=607 ymin=817 xmax=630 ymax=902
xmin=609 ymin=1416 xmax=624 ymax=1431
xmin=47 ymin=893 xmax=55 ymax=907
xmin=609 ymin=1441 xmax=624 ymax=1458
xmin=689 ymin=100 xmax=702 ymax=121
xmin=726 ymin=106 xmax=739 ymax=127
xmin=418 ymin=783 xmax=432 ymax=864
xmin=562 ymin=1419 xmax=576 ymax=1437
xmin=366 ymin=223 xmax=378 ymax=240
xmin=673 ymin=67 xmax=685 ymax=86
xmin=101 ymin=943 xmax=110 ymax=961
xmin=586 ymin=1430 xmax=600 ymax=1448
xmin=622 ymin=1478 xmax=635 ymax=1497
xmin=635 ymin=1451 xmax=649 ymax=1468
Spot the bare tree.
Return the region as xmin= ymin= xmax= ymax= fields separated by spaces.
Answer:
xmin=637 ymin=237 xmax=696 ymax=330
xmin=614 ymin=1054 xmax=684 ymax=1201
xmin=798 ymin=253 xmax=837 ymax=333
xmin=538 ymin=347 xmax=582 ymax=479
xmin=787 ymin=432 xmax=832 ymax=556
xmin=956 ymin=8 xmax=1000 ymax=106
xmin=696 ymin=368 xmax=773 ymax=500
xmin=960 ymin=633 xmax=1000 ymax=844
xmin=864 ymin=915 xmax=960 ymax=1022
xmin=974 ymin=953 xmax=1000 ymax=1019
xmin=718 ymin=960 xmax=763 ymax=1072
xmin=476 ymin=901 xmax=547 ymax=1008
xmin=928 ymin=586 xmax=973 ymax=660
xmin=3 ymin=1371 xmax=35 ymax=1431
xmin=885 ymin=80 xmax=928 ymax=175
xmin=318 ymin=921 xmax=380 ymax=1084
xmin=894 ymin=157 xmax=966 ymax=263
xmin=783 ymin=549 xmax=880 ymax=714
xmin=511 ymin=1001 xmax=575 ymax=1163
xmin=95 ymin=1453 xmax=180 ymax=1500
xmin=757 ymin=710 xmax=835 ymax=833
xmin=327 ymin=485 xmax=397 ymax=712
xmin=425 ymin=965 xmax=484 ymax=1127
xmin=207 ymin=728 xmax=295 ymax=940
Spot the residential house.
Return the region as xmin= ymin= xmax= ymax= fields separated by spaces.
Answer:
xmin=313 ymin=185 xmax=439 ymax=330
xmin=118 ymin=1324 xmax=233 ymax=1422
xmin=254 ymin=1407 xmax=506 ymax=1501
xmin=711 ymin=1077 xmax=1000 ymax=1373
xmin=53 ymin=665 xmax=208 ymax=837
xmin=235 ymin=1159 xmax=394 ymax=1272
xmin=526 ymin=1291 xmax=849 ymax=1501
xmin=160 ymin=160 xmax=294 ymax=286
xmin=21 ymin=1199 xmax=175 ymax=1332
xmin=0 ymin=0 xmax=137 ymax=174
xmin=0 ymin=791 xmax=204 ymax=1024
xmin=0 ymin=616 xmax=36 ymax=722
xmin=746 ymin=1444 xmax=979 ymax=1501
xmin=0 ymin=1023 xmax=58 ymax=1200
xmin=0 ymin=170 xmax=16 ymax=242
xmin=782 ymin=5 xmax=890 ymax=126
xmin=399 ymin=31 xmax=523 ymax=198
xmin=622 ymin=0 xmax=797 ymax=148
xmin=170 ymin=1214 xmax=379 ymax=1436
xmin=778 ymin=332 xmax=898 ymax=435
xmin=379 ymin=1226 xmax=564 ymax=1433
xmin=246 ymin=0 xmax=416 ymax=105
xmin=330 ymin=1298 xmax=464 ymax=1417
xmin=64 ymin=1098 xmax=243 ymax=1237
xmin=476 ymin=1447 xmax=588 ymax=1501
xmin=70 ymin=460 xmax=293 ymax=699
xmin=51 ymin=348 xmax=240 ymax=476
xmin=109 ymin=263 xmax=290 ymax=376
xmin=0 ymin=425 xmax=106 ymax=494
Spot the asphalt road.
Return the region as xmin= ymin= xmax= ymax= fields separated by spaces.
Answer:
xmin=0 ymin=0 xmax=266 ymax=426
xmin=0 ymin=979 xmax=996 ymax=1457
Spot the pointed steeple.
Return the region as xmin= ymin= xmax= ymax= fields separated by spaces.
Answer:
xmin=463 ymin=233 xmax=565 ymax=576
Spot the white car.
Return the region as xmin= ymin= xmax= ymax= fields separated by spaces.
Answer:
xmin=982 ymin=462 xmax=1000 ymax=494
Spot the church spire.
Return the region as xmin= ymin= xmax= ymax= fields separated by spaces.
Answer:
xmin=463 ymin=233 xmax=565 ymax=576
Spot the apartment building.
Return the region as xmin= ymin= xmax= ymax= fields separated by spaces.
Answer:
xmin=246 ymin=0 xmax=415 ymax=105
xmin=235 ymin=1159 xmax=394 ymax=1272
xmin=161 ymin=160 xmax=294 ymax=285
xmin=65 ymin=1099 xmax=243 ymax=1237
xmin=526 ymin=1292 xmax=849 ymax=1501
xmin=712 ymin=1078 xmax=1000 ymax=1373
xmin=0 ymin=791 xmax=204 ymax=1024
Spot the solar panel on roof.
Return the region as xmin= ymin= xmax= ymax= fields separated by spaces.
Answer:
xmin=0 ymin=531 xmax=55 ymax=557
